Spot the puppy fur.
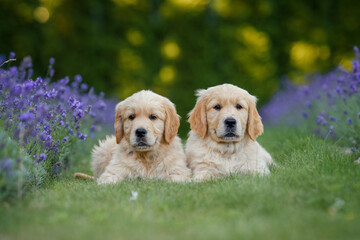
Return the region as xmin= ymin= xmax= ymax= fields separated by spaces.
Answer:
xmin=92 ymin=90 xmax=191 ymax=184
xmin=186 ymin=84 xmax=274 ymax=181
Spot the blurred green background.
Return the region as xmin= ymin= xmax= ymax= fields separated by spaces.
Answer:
xmin=1 ymin=0 xmax=360 ymax=137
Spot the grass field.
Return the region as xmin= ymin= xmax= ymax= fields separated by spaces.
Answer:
xmin=1 ymin=127 xmax=359 ymax=240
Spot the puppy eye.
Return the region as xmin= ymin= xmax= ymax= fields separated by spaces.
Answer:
xmin=214 ymin=104 xmax=222 ymax=110
xmin=149 ymin=114 xmax=157 ymax=120
xmin=236 ymin=104 xmax=243 ymax=110
xmin=129 ymin=114 xmax=136 ymax=120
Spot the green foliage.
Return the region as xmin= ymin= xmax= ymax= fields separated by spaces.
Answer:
xmin=1 ymin=0 xmax=360 ymax=136
xmin=0 ymin=130 xmax=34 ymax=201
xmin=0 ymin=128 xmax=359 ymax=239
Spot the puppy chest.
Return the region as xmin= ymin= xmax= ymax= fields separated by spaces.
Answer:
xmin=211 ymin=153 xmax=246 ymax=174
xmin=131 ymin=159 xmax=166 ymax=178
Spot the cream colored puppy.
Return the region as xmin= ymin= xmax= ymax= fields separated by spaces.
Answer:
xmin=186 ymin=84 xmax=274 ymax=181
xmin=92 ymin=90 xmax=191 ymax=184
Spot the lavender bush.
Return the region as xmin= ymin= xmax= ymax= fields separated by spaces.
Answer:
xmin=0 ymin=53 xmax=117 ymax=200
xmin=0 ymin=131 xmax=33 ymax=200
xmin=261 ymin=46 xmax=360 ymax=151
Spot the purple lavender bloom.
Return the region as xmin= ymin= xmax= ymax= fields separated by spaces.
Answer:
xmin=0 ymin=52 xmax=115 ymax=192
xmin=74 ymin=74 xmax=82 ymax=83
xmin=9 ymin=52 xmax=16 ymax=59
xmin=78 ymin=133 xmax=87 ymax=141
xmin=352 ymin=60 xmax=360 ymax=73
xmin=39 ymin=153 xmax=47 ymax=162
xmin=354 ymin=46 xmax=359 ymax=54
xmin=20 ymin=56 xmax=32 ymax=70
xmin=23 ymin=80 xmax=35 ymax=94
xmin=337 ymin=77 xmax=344 ymax=84
xmin=49 ymin=58 xmax=55 ymax=65
xmin=9 ymin=66 xmax=17 ymax=76
xmin=347 ymin=118 xmax=353 ymax=125
xmin=11 ymin=84 xmax=22 ymax=96
xmin=74 ymin=109 xmax=84 ymax=121
xmin=35 ymin=77 xmax=43 ymax=86
xmin=80 ymin=83 xmax=88 ymax=91
xmin=349 ymin=82 xmax=357 ymax=92
xmin=302 ymin=112 xmax=309 ymax=118
xmin=329 ymin=116 xmax=337 ymax=121
xmin=55 ymin=162 xmax=62 ymax=166
xmin=358 ymin=112 xmax=360 ymax=119
xmin=2 ymin=158 xmax=12 ymax=169
xmin=19 ymin=112 xmax=34 ymax=122
xmin=46 ymin=112 xmax=54 ymax=121
xmin=335 ymin=86 xmax=342 ymax=94
xmin=328 ymin=125 xmax=334 ymax=135
xmin=49 ymin=69 xmax=55 ymax=78
xmin=68 ymin=97 xmax=81 ymax=110
xmin=44 ymin=124 xmax=51 ymax=132
xmin=44 ymin=89 xmax=58 ymax=99
xmin=316 ymin=116 xmax=324 ymax=125
xmin=59 ymin=77 xmax=70 ymax=85
xmin=40 ymin=131 xmax=52 ymax=141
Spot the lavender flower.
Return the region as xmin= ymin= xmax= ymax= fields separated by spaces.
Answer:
xmin=39 ymin=153 xmax=47 ymax=162
xmin=261 ymin=46 xmax=360 ymax=147
xmin=49 ymin=58 xmax=55 ymax=65
xmin=19 ymin=112 xmax=34 ymax=122
xmin=2 ymin=158 xmax=12 ymax=169
xmin=78 ymin=133 xmax=87 ymax=141
xmin=9 ymin=52 xmax=16 ymax=59
xmin=329 ymin=116 xmax=337 ymax=121
xmin=1 ymin=53 xmax=117 ymax=200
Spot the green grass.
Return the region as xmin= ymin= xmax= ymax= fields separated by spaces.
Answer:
xmin=1 ymin=128 xmax=360 ymax=240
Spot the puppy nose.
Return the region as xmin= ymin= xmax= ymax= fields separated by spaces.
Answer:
xmin=224 ymin=118 xmax=236 ymax=128
xmin=135 ymin=128 xmax=147 ymax=137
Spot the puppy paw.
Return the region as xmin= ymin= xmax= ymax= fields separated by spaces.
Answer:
xmin=169 ymin=174 xmax=191 ymax=183
xmin=259 ymin=167 xmax=270 ymax=176
xmin=97 ymin=175 xmax=120 ymax=185
xmin=192 ymin=172 xmax=214 ymax=182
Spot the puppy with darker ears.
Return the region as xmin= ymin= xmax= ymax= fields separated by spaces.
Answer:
xmin=91 ymin=90 xmax=191 ymax=184
xmin=185 ymin=84 xmax=274 ymax=181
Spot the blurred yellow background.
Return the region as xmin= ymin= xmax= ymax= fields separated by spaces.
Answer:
xmin=1 ymin=0 xmax=359 ymax=136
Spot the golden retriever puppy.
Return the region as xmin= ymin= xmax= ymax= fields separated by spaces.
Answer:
xmin=185 ymin=84 xmax=274 ymax=181
xmin=92 ymin=90 xmax=191 ymax=184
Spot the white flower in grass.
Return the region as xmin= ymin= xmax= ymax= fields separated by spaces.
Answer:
xmin=328 ymin=198 xmax=345 ymax=216
xmin=129 ymin=191 xmax=138 ymax=201
xmin=355 ymin=158 xmax=360 ymax=165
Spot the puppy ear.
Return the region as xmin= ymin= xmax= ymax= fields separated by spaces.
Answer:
xmin=164 ymin=100 xmax=180 ymax=144
xmin=114 ymin=102 xmax=124 ymax=144
xmin=188 ymin=91 xmax=207 ymax=138
xmin=246 ymin=96 xmax=264 ymax=141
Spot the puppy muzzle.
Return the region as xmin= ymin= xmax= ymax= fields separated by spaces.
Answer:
xmin=218 ymin=118 xmax=239 ymax=141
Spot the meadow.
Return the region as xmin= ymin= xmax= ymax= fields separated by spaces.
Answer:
xmin=0 ymin=127 xmax=359 ymax=240
xmin=1 ymin=49 xmax=359 ymax=239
